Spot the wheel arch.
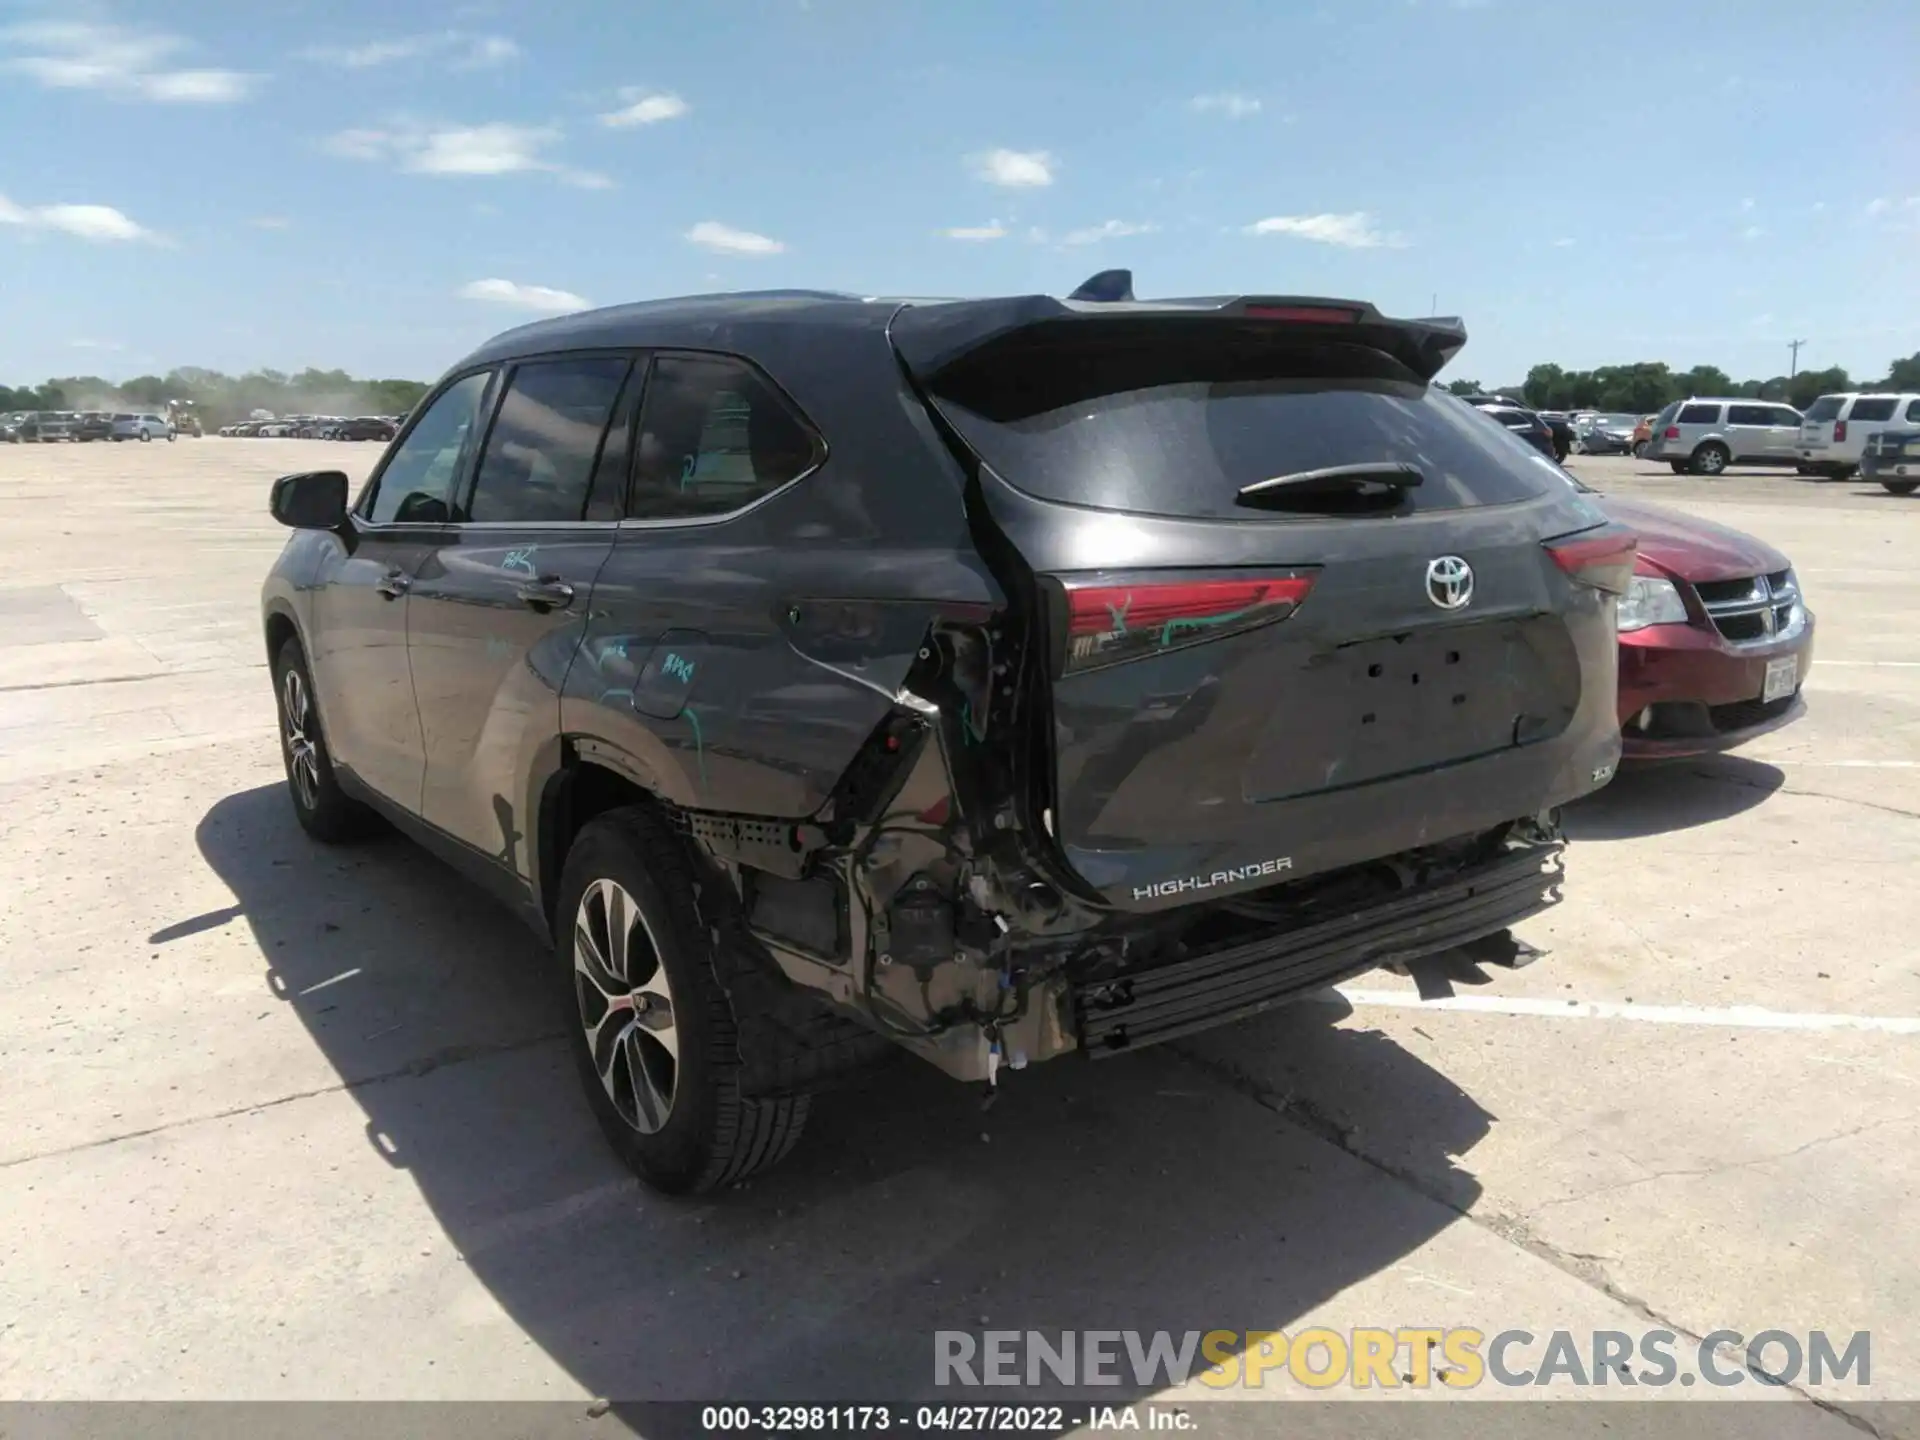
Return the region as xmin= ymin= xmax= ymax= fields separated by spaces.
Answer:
xmin=533 ymin=746 xmax=676 ymax=934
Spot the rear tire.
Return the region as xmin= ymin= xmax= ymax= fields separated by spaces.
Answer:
xmin=1632 ymin=441 xmax=1647 ymax=458
xmin=1689 ymin=443 xmax=1730 ymax=476
xmin=1669 ymin=462 xmax=1688 ymax=474
xmin=1882 ymin=480 xmax=1919 ymax=496
xmin=555 ymin=808 xmax=810 ymax=1195
xmin=271 ymin=636 xmax=382 ymax=843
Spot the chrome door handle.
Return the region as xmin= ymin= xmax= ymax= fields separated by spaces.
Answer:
xmin=375 ymin=569 xmax=410 ymax=600
xmin=516 ymin=578 xmax=575 ymax=611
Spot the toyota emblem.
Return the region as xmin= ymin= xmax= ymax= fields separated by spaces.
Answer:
xmin=1425 ymin=556 xmax=1474 ymax=610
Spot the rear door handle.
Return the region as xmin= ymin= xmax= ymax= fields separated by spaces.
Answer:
xmin=516 ymin=577 xmax=575 ymax=612
xmin=375 ymin=569 xmax=410 ymax=600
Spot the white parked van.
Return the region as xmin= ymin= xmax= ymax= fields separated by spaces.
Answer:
xmin=1797 ymin=393 xmax=1920 ymax=478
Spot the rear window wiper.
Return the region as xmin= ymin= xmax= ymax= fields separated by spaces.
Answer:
xmin=1236 ymin=462 xmax=1424 ymax=510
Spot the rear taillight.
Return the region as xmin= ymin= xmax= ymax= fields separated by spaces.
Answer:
xmin=1545 ymin=525 xmax=1638 ymax=596
xmin=1833 ymin=420 xmax=1848 ymax=442
xmin=1056 ymin=571 xmax=1317 ymax=674
xmin=1663 ymin=425 xmax=1679 ymax=440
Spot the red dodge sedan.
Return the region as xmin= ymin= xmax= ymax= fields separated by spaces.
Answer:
xmin=1588 ymin=493 xmax=1814 ymax=759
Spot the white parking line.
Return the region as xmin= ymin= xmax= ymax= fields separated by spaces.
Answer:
xmin=1816 ymin=661 xmax=1920 ymax=667
xmin=1333 ymin=989 xmax=1920 ymax=1034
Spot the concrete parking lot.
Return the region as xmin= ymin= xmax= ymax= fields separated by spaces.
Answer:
xmin=1 ymin=440 xmax=1915 ymax=1431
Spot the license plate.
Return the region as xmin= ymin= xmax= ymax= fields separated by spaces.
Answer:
xmin=1763 ymin=655 xmax=1798 ymax=703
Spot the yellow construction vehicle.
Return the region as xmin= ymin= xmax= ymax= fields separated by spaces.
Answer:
xmin=165 ymin=399 xmax=203 ymax=437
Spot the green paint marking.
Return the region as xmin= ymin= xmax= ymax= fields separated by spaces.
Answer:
xmin=1157 ymin=604 xmax=1261 ymax=646
xmin=684 ymin=706 xmax=708 ymax=793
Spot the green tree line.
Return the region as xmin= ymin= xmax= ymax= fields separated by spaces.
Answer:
xmin=1446 ymin=351 xmax=1920 ymax=415
xmin=0 ymin=367 xmax=431 ymax=429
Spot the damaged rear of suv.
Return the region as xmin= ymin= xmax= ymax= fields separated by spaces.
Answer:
xmin=261 ymin=275 xmax=1632 ymax=1193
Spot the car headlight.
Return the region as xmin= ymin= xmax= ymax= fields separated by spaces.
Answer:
xmin=1616 ymin=574 xmax=1688 ymax=632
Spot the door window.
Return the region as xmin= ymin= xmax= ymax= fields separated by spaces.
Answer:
xmin=364 ymin=372 xmax=491 ymax=524
xmin=1849 ymin=397 xmax=1898 ymax=422
xmin=1727 ymin=404 xmax=1772 ymax=426
xmin=629 ymin=354 xmax=824 ymax=520
xmin=463 ymin=357 xmax=631 ymax=523
xmin=1676 ymin=403 xmax=1721 ymax=425
xmin=1770 ymin=407 xmax=1804 ymax=427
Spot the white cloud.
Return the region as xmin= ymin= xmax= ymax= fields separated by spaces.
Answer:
xmin=969 ymin=148 xmax=1054 ymax=188
xmin=685 ymin=220 xmax=784 ymax=256
xmin=305 ymin=32 xmax=519 ymax=70
xmin=70 ymin=338 xmax=125 ymax=351
xmin=409 ymin=122 xmax=557 ymax=174
xmin=1741 ymin=225 xmax=1765 ymax=241
xmin=1244 ymin=211 xmax=1407 ymax=248
xmin=942 ymin=221 xmax=1007 ymax=241
xmin=1190 ymin=92 xmax=1260 ymax=118
xmin=250 ymin=215 xmax=291 ymax=229
xmin=324 ymin=121 xmax=606 ymax=186
xmin=0 ymin=194 xmax=156 ymax=242
xmin=1551 ymin=237 xmax=1576 ymax=247
xmin=599 ymin=90 xmax=689 ymax=127
xmin=459 ymin=277 xmax=591 ymax=313
xmin=0 ymin=19 xmax=256 ymax=102
xmin=1739 ymin=197 xmax=1756 ymax=212
xmin=1060 ymin=219 xmax=1158 ymax=246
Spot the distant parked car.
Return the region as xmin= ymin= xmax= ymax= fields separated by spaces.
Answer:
xmin=1861 ymin=428 xmax=1920 ymax=495
xmin=72 ymin=411 xmax=114 ymax=442
xmin=111 ymin=413 xmax=175 ymax=442
xmin=1463 ymin=395 xmax=1559 ymax=459
xmin=1574 ymin=412 xmax=1641 ymax=456
xmin=1630 ymin=414 xmax=1657 ymax=456
xmin=1535 ymin=411 xmax=1576 ymax=461
xmin=1796 ymin=393 xmax=1920 ymax=479
xmin=333 ymin=416 xmax=397 ymax=442
xmin=1641 ymin=398 xmax=1804 ymax=475
xmin=26 ymin=411 xmax=78 ymax=442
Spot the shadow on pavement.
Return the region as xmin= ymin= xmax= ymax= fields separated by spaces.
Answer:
xmin=1565 ymin=755 xmax=1784 ymax=842
xmin=193 ymin=782 xmax=1494 ymax=1403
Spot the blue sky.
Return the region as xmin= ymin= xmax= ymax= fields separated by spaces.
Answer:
xmin=3 ymin=0 xmax=1916 ymax=388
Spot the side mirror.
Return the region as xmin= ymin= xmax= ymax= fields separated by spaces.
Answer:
xmin=270 ymin=470 xmax=350 ymax=530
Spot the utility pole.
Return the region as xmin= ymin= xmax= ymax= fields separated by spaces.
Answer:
xmin=1788 ymin=339 xmax=1806 ymax=378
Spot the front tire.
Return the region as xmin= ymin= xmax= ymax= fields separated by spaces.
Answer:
xmin=271 ymin=636 xmax=381 ymax=843
xmin=1669 ymin=461 xmax=1688 ymax=474
xmin=556 ymin=809 xmax=810 ymax=1195
xmin=1883 ymin=480 xmax=1919 ymax=496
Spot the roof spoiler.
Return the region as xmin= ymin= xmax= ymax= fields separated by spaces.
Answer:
xmin=890 ymin=285 xmax=1468 ymax=383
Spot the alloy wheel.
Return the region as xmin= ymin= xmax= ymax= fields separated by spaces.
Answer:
xmin=573 ymin=877 xmax=679 ymax=1135
xmin=280 ymin=667 xmax=321 ymax=811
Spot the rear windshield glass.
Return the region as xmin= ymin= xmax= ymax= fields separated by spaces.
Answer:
xmin=1849 ymin=398 xmax=1898 ymax=422
xmin=926 ymin=328 xmax=1556 ymax=521
xmin=1803 ymin=396 xmax=1846 ymax=422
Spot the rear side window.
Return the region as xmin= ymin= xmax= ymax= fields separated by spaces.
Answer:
xmin=1653 ymin=402 xmax=1681 ymax=427
xmin=926 ymin=329 xmax=1555 ymax=521
xmin=1803 ymin=396 xmax=1846 ymax=422
xmin=1906 ymin=400 xmax=1920 ymax=422
xmin=629 ymin=353 xmax=824 ymax=520
xmin=464 ymin=356 xmax=630 ymax=523
xmin=1676 ymin=403 xmax=1721 ymax=425
xmin=1727 ymin=404 xmax=1773 ymax=426
xmin=1849 ymin=398 xmax=1898 ymax=422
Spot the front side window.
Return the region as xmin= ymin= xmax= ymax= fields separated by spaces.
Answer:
xmin=629 ymin=353 xmax=823 ymax=520
xmin=364 ymin=371 xmax=491 ymax=525
xmin=1770 ymin=407 xmax=1803 ymax=427
xmin=1677 ymin=403 xmax=1721 ymax=425
xmin=463 ymin=356 xmax=630 ymax=523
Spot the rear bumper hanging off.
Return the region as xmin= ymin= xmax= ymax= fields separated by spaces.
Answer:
xmin=1074 ymin=841 xmax=1565 ymax=1055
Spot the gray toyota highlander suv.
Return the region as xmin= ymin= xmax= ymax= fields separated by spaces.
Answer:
xmin=260 ymin=275 xmax=1633 ymax=1192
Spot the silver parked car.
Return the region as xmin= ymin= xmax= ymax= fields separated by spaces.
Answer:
xmin=110 ymin=412 xmax=175 ymax=442
xmin=1641 ymin=398 xmax=1804 ymax=475
xmin=1574 ymin=412 xmax=1641 ymax=456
